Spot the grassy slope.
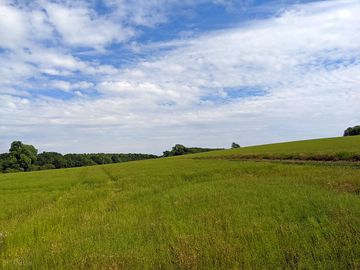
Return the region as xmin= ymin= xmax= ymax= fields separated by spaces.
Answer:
xmin=0 ymin=138 xmax=360 ymax=269
xmin=189 ymin=136 xmax=360 ymax=160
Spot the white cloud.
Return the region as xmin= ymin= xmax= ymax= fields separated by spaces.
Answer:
xmin=0 ymin=3 xmax=27 ymax=48
xmin=47 ymin=80 xmax=94 ymax=92
xmin=114 ymin=0 xmax=359 ymax=98
xmin=0 ymin=0 xmax=359 ymax=154
xmin=104 ymin=0 xmax=250 ymax=27
xmin=0 ymin=0 xmax=260 ymax=52
xmin=44 ymin=2 xmax=134 ymax=48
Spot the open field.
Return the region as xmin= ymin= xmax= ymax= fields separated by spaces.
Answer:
xmin=1 ymin=138 xmax=360 ymax=269
xmin=190 ymin=136 xmax=360 ymax=161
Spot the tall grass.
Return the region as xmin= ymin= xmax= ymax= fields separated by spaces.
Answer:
xmin=0 ymin=156 xmax=359 ymax=269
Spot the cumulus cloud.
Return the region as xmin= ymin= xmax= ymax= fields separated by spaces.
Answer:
xmin=0 ymin=0 xmax=359 ymax=153
xmin=44 ymin=2 xmax=134 ymax=48
xmin=94 ymin=0 xmax=360 ymax=107
xmin=0 ymin=3 xmax=27 ymax=48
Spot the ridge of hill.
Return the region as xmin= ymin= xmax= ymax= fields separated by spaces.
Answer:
xmin=187 ymin=136 xmax=360 ymax=161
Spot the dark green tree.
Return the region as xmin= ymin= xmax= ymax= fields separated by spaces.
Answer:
xmin=36 ymin=152 xmax=68 ymax=169
xmin=231 ymin=142 xmax=241 ymax=149
xmin=89 ymin=154 xmax=112 ymax=165
xmin=172 ymin=144 xmax=187 ymax=156
xmin=163 ymin=151 xmax=171 ymax=157
xmin=8 ymin=141 xmax=38 ymax=171
xmin=0 ymin=142 xmax=158 ymax=173
xmin=344 ymin=126 xmax=360 ymax=136
xmin=163 ymin=144 xmax=224 ymax=157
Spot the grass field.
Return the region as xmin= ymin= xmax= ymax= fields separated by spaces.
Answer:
xmin=0 ymin=137 xmax=360 ymax=269
xmin=190 ymin=136 xmax=360 ymax=161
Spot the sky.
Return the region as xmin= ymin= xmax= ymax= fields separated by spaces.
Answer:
xmin=0 ymin=0 xmax=359 ymax=154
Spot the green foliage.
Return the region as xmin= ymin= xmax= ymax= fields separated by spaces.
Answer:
xmin=37 ymin=152 xmax=67 ymax=169
xmin=0 ymin=141 xmax=158 ymax=173
xmin=163 ymin=150 xmax=171 ymax=157
xmin=172 ymin=144 xmax=187 ymax=156
xmin=7 ymin=141 xmax=38 ymax=172
xmin=163 ymin=144 xmax=223 ymax=157
xmin=344 ymin=125 xmax=360 ymax=136
xmin=0 ymin=157 xmax=359 ymax=268
xmin=231 ymin=142 xmax=240 ymax=148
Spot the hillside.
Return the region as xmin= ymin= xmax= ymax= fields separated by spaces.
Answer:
xmin=0 ymin=137 xmax=359 ymax=269
xmin=188 ymin=136 xmax=360 ymax=161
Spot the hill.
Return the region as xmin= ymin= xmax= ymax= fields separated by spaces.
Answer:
xmin=0 ymin=137 xmax=359 ymax=269
xmin=188 ymin=136 xmax=360 ymax=161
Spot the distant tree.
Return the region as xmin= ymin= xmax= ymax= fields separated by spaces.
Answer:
xmin=0 ymin=141 xmax=158 ymax=173
xmin=8 ymin=141 xmax=38 ymax=171
xmin=111 ymin=154 xmax=121 ymax=163
xmin=172 ymin=144 xmax=187 ymax=156
xmin=36 ymin=152 xmax=67 ymax=169
xmin=89 ymin=154 xmax=112 ymax=165
xmin=64 ymin=154 xmax=96 ymax=167
xmin=231 ymin=142 xmax=241 ymax=149
xmin=163 ymin=151 xmax=171 ymax=157
xmin=40 ymin=164 xmax=56 ymax=170
xmin=163 ymin=144 xmax=224 ymax=157
xmin=0 ymin=153 xmax=14 ymax=172
xmin=344 ymin=125 xmax=360 ymax=136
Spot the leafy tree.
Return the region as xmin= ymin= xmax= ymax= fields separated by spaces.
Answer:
xmin=344 ymin=126 xmax=360 ymax=136
xmin=0 ymin=141 xmax=158 ymax=173
xmin=36 ymin=152 xmax=68 ymax=169
xmin=8 ymin=141 xmax=38 ymax=171
xmin=111 ymin=154 xmax=121 ymax=163
xmin=172 ymin=144 xmax=187 ymax=156
xmin=40 ymin=164 xmax=56 ymax=170
xmin=89 ymin=154 xmax=112 ymax=165
xmin=163 ymin=151 xmax=171 ymax=157
xmin=163 ymin=144 xmax=224 ymax=157
xmin=0 ymin=153 xmax=12 ymax=172
xmin=231 ymin=142 xmax=241 ymax=149
xmin=64 ymin=154 xmax=96 ymax=167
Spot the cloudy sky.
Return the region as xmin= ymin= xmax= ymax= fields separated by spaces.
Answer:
xmin=0 ymin=0 xmax=359 ymax=154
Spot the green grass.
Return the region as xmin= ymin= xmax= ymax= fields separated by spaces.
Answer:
xmin=189 ymin=136 xmax=360 ymax=161
xmin=0 ymin=137 xmax=360 ymax=269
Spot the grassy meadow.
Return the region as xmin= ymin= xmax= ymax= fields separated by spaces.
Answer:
xmin=191 ymin=136 xmax=360 ymax=161
xmin=0 ymin=137 xmax=360 ymax=269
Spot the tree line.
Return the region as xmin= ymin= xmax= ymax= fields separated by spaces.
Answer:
xmin=0 ymin=141 xmax=241 ymax=173
xmin=3 ymin=124 xmax=358 ymax=173
xmin=163 ymin=144 xmax=225 ymax=157
xmin=0 ymin=141 xmax=157 ymax=173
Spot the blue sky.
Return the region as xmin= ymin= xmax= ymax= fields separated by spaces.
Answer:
xmin=0 ymin=0 xmax=359 ymax=154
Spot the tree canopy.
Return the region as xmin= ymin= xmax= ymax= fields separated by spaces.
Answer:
xmin=163 ymin=144 xmax=224 ymax=157
xmin=344 ymin=126 xmax=360 ymax=136
xmin=231 ymin=142 xmax=241 ymax=149
xmin=0 ymin=141 xmax=158 ymax=173
xmin=2 ymin=141 xmax=38 ymax=172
